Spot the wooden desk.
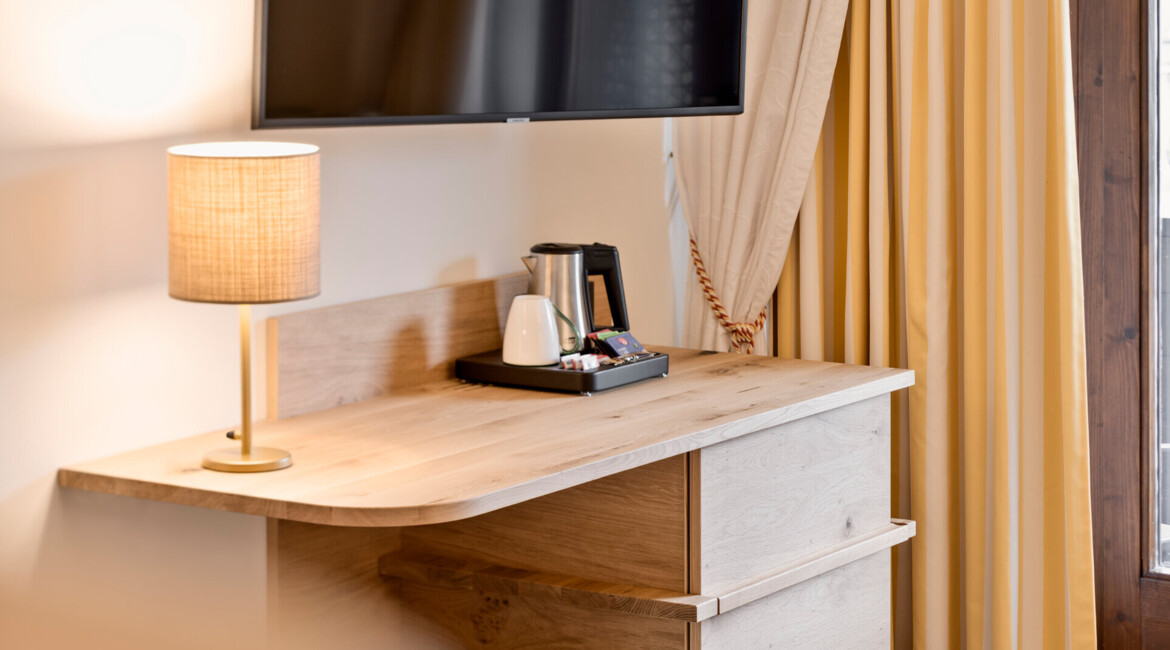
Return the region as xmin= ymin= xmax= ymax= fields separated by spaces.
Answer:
xmin=60 ymin=276 xmax=914 ymax=649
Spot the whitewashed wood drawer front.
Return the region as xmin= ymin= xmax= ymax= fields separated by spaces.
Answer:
xmin=695 ymin=395 xmax=893 ymax=648
xmin=700 ymin=552 xmax=890 ymax=649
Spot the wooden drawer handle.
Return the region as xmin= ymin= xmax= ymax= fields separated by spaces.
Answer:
xmin=716 ymin=519 xmax=916 ymax=614
xmin=378 ymin=551 xmax=719 ymax=622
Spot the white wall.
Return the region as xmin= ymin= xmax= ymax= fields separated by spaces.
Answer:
xmin=0 ymin=1 xmax=675 ymax=647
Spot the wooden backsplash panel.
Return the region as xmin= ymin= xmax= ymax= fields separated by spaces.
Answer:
xmin=267 ymin=273 xmax=528 ymax=418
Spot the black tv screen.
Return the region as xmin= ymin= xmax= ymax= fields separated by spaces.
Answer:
xmin=254 ymin=0 xmax=746 ymax=127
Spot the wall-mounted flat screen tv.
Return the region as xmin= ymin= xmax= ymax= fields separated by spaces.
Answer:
xmin=254 ymin=0 xmax=747 ymax=127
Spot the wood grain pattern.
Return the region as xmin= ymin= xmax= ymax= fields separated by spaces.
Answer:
xmin=1141 ymin=617 xmax=1170 ymax=650
xmin=700 ymin=552 xmax=890 ymax=650
xmin=1072 ymin=0 xmax=1145 ymax=645
xmin=396 ymin=580 xmax=687 ymax=649
xmin=697 ymin=396 xmax=891 ymax=596
xmin=686 ymin=450 xmax=702 ymax=650
xmin=716 ymin=519 xmax=914 ymax=614
xmin=402 ymin=457 xmax=688 ymax=591
xmin=686 ymin=449 xmax=702 ymax=594
xmin=1142 ymin=576 xmax=1170 ymax=650
xmin=378 ymin=552 xmax=717 ymax=622
xmin=58 ymin=349 xmax=913 ymax=528
xmin=268 ymin=273 xmax=528 ymax=418
xmin=387 ymin=456 xmax=690 ymax=648
xmin=1142 ymin=577 xmax=1170 ymax=620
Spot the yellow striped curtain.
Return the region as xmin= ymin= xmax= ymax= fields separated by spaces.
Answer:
xmin=776 ymin=0 xmax=1096 ymax=647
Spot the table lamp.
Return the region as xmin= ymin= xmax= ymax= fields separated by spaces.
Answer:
xmin=167 ymin=142 xmax=320 ymax=472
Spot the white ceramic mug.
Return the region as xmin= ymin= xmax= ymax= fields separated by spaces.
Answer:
xmin=503 ymin=295 xmax=576 ymax=366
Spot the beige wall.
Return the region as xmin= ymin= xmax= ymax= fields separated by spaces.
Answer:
xmin=0 ymin=1 xmax=675 ymax=647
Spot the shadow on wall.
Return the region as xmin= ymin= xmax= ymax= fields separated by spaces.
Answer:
xmin=0 ymin=475 xmax=265 ymax=649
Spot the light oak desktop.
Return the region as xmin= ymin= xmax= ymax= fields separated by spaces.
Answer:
xmin=59 ymin=274 xmax=915 ymax=649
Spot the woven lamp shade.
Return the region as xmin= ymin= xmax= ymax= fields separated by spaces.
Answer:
xmin=168 ymin=142 xmax=320 ymax=304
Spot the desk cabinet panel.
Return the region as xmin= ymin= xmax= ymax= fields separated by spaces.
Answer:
xmin=700 ymin=552 xmax=890 ymax=649
xmin=696 ymin=396 xmax=891 ymax=596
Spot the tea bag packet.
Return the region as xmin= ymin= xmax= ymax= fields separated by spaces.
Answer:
xmin=597 ymin=331 xmax=646 ymax=357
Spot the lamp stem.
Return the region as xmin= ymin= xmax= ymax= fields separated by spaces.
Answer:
xmin=201 ymin=303 xmax=289 ymax=472
xmin=239 ymin=304 xmax=252 ymax=456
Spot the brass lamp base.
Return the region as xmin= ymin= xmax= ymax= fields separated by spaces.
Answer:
xmin=203 ymin=447 xmax=293 ymax=473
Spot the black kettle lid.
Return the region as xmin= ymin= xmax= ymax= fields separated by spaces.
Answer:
xmin=530 ymin=243 xmax=583 ymax=254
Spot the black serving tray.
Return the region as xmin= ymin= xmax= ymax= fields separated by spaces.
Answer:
xmin=454 ymin=349 xmax=669 ymax=395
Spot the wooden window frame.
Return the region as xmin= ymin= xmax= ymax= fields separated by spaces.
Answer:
xmin=1072 ymin=0 xmax=1170 ymax=645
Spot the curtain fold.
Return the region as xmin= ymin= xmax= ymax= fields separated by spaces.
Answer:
xmin=776 ymin=0 xmax=1095 ymax=647
xmin=673 ymin=0 xmax=850 ymax=353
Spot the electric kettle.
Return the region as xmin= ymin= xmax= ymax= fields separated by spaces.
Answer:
xmin=521 ymin=243 xmax=630 ymax=354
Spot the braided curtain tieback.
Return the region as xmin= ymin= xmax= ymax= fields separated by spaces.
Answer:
xmin=688 ymin=233 xmax=768 ymax=354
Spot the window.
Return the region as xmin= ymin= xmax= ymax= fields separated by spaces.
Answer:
xmin=1154 ymin=0 xmax=1170 ymax=573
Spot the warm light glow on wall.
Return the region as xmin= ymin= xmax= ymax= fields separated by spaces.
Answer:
xmin=0 ymin=0 xmax=251 ymax=150
xmin=73 ymin=22 xmax=188 ymax=114
xmin=53 ymin=1 xmax=196 ymax=125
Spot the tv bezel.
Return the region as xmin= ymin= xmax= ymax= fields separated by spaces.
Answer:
xmin=251 ymin=0 xmax=748 ymax=129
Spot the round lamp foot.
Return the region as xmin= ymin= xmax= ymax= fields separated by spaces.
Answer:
xmin=203 ymin=447 xmax=292 ymax=473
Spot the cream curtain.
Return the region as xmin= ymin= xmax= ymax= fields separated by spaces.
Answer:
xmin=777 ymin=0 xmax=1096 ymax=647
xmin=672 ymin=0 xmax=849 ymax=353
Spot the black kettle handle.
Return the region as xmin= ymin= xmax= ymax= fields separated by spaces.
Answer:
xmin=580 ymin=243 xmax=630 ymax=332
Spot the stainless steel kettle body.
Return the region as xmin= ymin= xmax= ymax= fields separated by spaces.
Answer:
xmin=521 ymin=244 xmax=588 ymax=354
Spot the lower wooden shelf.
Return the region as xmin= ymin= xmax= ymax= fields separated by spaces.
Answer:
xmin=378 ymin=552 xmax=718 ymax=622
xmin=377 ymin=519 xmax=915 ymax=625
